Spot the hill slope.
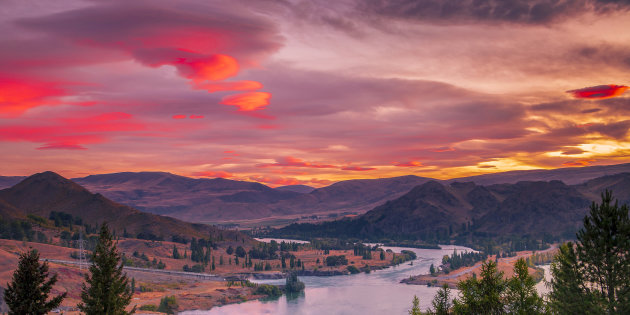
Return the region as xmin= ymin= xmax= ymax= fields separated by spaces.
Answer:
xmin=73 ymin=172 xmax=433 ymax=221
xmin=0 ymin=172 xmax=248 ymax=242
xmin=272 ymin=173 xmax=630 ymax=241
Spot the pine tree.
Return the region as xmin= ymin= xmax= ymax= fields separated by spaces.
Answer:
xmin=575 ymin=190 xmax=630 ymax=314
xmin=4 ymin=249 xmax=66 ymax=314
xmin=452 ymin=259 xmax=505 ymax=314
xmin=409 ymin=295 xmax=421 ymax=315
xmin=548 ymin=242 xmax=603 ymax=314
xmin=172 ymin=245 xmax=180 ymax=259
xmin=505 ymin=258 xmax=545 ymax=314
xmin=78 ymin=222 xmax=135 ymax=314
xmin=428 ymin=284 xmax=451 ymax=315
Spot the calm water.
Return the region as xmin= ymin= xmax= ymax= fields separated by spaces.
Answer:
xmin=181 ymin=244 xmax=474 ymax=315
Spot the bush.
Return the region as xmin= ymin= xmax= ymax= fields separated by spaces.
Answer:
xmin=347 ymin=265 xmax=360 ymax=274
xmin=139 ymin=304 xmax=157 ymax=311
xmin=326 ymin=255 xmax=348 ymax=266
xmin=157 ymin=295 xmax=178 ymax=314
xmin=255 ymin=284 xmax=282 ymax=298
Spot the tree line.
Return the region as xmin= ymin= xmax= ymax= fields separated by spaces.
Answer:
xmin=410 ymin=190 xmax=630 ymax=314
xmin=4 ymin=223 xmax=135 ymax=314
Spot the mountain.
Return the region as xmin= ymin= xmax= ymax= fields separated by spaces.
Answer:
xmin=0 ymin=172 xmax=247 ymax=242
xmin=272 ymin=173 xmax=630 ymax=241
xmin=449 ymin=163 xmax=630 ymax=185
xmin=0 ymin=176 xmax=26 ymax=190
xmin=275 ymin=185 xmax=315 ymax=194
xmin=73 ymin=172 xmax=302 ymax=221
xmin=73 ymin=172 xmax=433 ymax=221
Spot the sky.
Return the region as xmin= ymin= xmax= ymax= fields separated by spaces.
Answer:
xmin=1 ymin=0 xmax=630 ymax=187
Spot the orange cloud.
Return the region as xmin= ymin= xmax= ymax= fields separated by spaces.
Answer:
xmin=173 ymin=54 xmax=239 ymax=83
xmin=191 ymin=171 xmax=233 ymax=178
xmin=567 ymin=84 xmax=628 ymax=99
xmin=221 ymin=92 xmax=271 ymax=111
xmin=0 ymin=77 xmax=66 ymax=117
xmin=562 ymin=159 xmax=595 ymax=167
xmin=259 ymin=156 xmax=337 ymax=169
xmin=341 ymin=166 xmax=376 ymax=171
xmin=394 ymin=161 xmax=423 ymax=167
xmin=194 ymin=80 xmax=263 ymax=93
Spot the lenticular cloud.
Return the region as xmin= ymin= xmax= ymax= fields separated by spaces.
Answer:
xmin=567 ymin=84 xmax=628 ymax=99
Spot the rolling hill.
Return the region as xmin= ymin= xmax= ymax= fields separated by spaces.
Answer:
xmin=0 ymin=172 xmax=249 ymax=243
xmin=271 ymin=173 xmax=630 ymax=241
xmin=72 ymin=172 xmax=433 ymax=221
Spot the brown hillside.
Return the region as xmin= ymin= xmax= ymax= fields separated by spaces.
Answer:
xmin=0 ymin=172 xmax=249 ymax=243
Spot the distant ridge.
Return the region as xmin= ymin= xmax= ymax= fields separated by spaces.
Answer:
xmin=449 ymin=163 xmax=630 ymax=185
xmin=275 ymin=185 xmax=315 ymax=194
xmin=0 ymin=171 xmax=249 ymax=242
xmin=273 ymin=173 xmax=630 ymax=240
xmin=2 ymin=162 xmax=630 ymax=222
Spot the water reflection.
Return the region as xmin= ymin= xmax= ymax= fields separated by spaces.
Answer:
xmin=181 ymin=245 xmax=472 ymax=315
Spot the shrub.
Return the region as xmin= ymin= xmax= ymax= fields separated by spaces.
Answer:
xmin=347 ymin=265 xmax=360 ymax=274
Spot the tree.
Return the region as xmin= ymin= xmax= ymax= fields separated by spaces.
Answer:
xmin=575 ymin=190 xmax=630 ymax=314
xmin=549 ymin=190 xmax=630 ymax=314
xmin=78 ymin=222 xmax=135 ymax=314
xmin=505 ymin=258 xmax=545 ymax=314
xmin=452 ymin=259 xmax=505 ymax=314
xmin=4 ymin=249 xmax=66 ymax=314
xmin=430 ymin=263 xmax=436 ymax=275
xmin=548 ymin=243 xmax=603 ymax=314
xmin=285 ymin=271 xmax=305 ymax=293
xmin=172 ymin=245 xmax=180 ymax=259
xmin=428 ymin=284 xmax=451 ymax=315
xmin=409 ymin=295 xmax=421 ymax=315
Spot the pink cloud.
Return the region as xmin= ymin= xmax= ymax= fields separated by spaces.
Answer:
xmin=0 ymin=111 xmax=145 ymax=149
xmin=172 ymin=114 xmax=187 ymax=119
xmin=194 ymin=80 xmax=263 ymax=93
xmin=259 ymin=156 xmax=337 ymax=169
xmin=567 ymin=85 xmax=628 ymax=100
xmin=0 ymin=76 xmax=66 ymax=117
xmin=189 ymin=115 xmax=204 ymax=119
xmin=430 ymin=146 xmax=455 ymax=152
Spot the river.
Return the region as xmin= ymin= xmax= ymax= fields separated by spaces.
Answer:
xmin=181 ymin=243 xmax=474 ymax=315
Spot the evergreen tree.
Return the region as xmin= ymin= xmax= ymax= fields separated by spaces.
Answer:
xmin=548 ymin=242 xmax=603 ymax=314
xmin=172 ymin=245 xmax=180 ymax=259
xmin=4 ymin=249 xmax=66 ymax=314
xmin=452 ymin=259 xmax=505 ymax=314
xmin=409 ymin=295 xmax=421 ymax=315
xmin=78 ymin=222 xmax=135 ymax=314
xmin=505 ymin=258 xmax=545 ymax=314
xmin=428 ymin=284 xmax=451 ymax=315
xmin=575 ymin=190 xmax=630 ymax=314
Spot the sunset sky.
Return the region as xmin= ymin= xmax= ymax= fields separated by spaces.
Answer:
xmin=1 ymin=0 xmax=630 ymax=187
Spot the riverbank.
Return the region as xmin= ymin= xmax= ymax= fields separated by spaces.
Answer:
xmin=401 ymin=247 xmax=557 ymax=288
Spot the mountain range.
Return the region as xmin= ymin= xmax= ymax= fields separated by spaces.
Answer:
xmin=0 ymin=172 xmax=248 ymax=243
xmin=1 ymin=163 xmax=629 ymax=223
xmin=272 ymin=172 xmax=630 ymax=240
